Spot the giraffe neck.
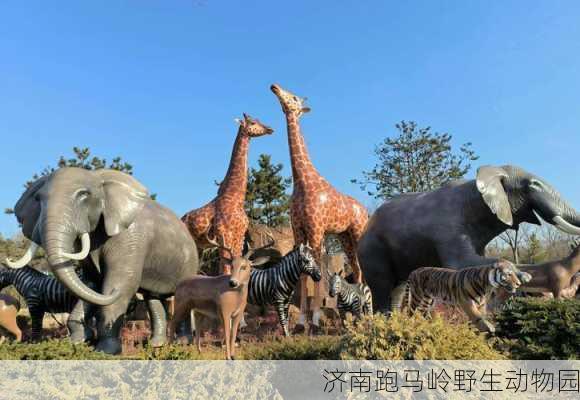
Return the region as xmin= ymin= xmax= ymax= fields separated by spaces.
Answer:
xmin=218 ymin=127 xmax=250 ymax=204
xmin=286 ymin=113 xmax=320 ymax=187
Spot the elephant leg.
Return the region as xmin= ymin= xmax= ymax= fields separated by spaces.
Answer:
xmin=145 ymin=297 xmax=167 ymax=348
xmin=358 ymin=236 xmax=397 ymax=314
xmin=28 ymin=306 xmax=44 ymax=343
xmin=95 ymin=254 xmax=143 ymax=354
xmin=68 ymin=299 xmax=92 ymax=343
xmin=95 ymin=294 xmax=133 ymax=355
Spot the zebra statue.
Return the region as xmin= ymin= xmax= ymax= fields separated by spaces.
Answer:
xmin=247 ymin=243 xmax=321 ymax=336
xmin=0 ymin=265 xmax=94 ymax=342
xmin=328 ymin=270 xmax=373 ymax=323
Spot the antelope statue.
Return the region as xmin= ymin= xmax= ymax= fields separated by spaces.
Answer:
xmin=170 ymin=236 xmax=274 ymax=360
xmin=517 ymin=237 xmax=580 ymax=298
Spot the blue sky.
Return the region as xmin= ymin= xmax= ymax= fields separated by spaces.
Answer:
xmin=1 ymin=1 xmax=580 ymax=236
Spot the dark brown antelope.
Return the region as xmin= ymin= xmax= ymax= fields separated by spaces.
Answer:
xmin=169 ymin=235 xmax=274 ymax=360
xmin=518 ymin=238 xmax=580 ymax=298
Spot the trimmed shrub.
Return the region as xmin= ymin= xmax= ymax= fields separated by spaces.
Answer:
xmin=242 ymin=336 xmax=340 ymax=360
xmin=0 ymin=340 xmax=114 ymax=360
xmin=339 ymin=312 xmax=504 ymax=360
xmin=495 ymin=298 xmax=580 ymax=360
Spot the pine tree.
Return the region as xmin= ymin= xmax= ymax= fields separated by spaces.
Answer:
xmin=245 ymin=154 xmax=291 ymax=227
xmin=25 ymin=147 xmax=133 ymax=188
xmin=352 ymin=121 xmax=479 ymax=199
xmin=6 ymin=147 xmax=146 ymax=215
xmin=525 ymin=232 xmax=543 ymax=263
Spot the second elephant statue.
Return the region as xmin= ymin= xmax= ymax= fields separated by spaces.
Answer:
xmin=5 ymin=167 xmax=199 ymax=354
xmin=358 ymin=165 xmax=580 ymax=313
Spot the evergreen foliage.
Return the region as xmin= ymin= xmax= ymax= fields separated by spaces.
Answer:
xmin=352 ymin=121 xmax=478 ymax=199
xmin=245 ymin=154 xmax=291 ymax=227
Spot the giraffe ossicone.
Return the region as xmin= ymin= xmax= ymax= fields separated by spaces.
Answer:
xmin=270 ymin=83 xmax=369 ymax=328
xmin=182 ymin=114 xmax=274 ymax=274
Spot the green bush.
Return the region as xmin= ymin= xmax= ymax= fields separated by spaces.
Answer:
xmin=242 ymin=336 xmax=340 ymax=360
xmin=135 ymin=336 xmax=340 ymax=360
xmin=0 ymin=340 xmax=114 ymax=360
xmin=338 ymin=312 xmax=505 ymax=360
xmin=495 ymin=298 xmax=580 ymax=360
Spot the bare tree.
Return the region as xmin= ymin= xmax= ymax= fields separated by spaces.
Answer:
xmin=538 ymin=224 xmax=569 ymax=260
xmin=497 ymin=224 xmax=532 ymax=264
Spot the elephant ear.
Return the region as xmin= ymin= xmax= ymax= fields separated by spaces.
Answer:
xmin=14 ymin=175 xmax=50 ymax=241
xmin=476 ymin=165 xmax=513 ymax=226
xmin=96 ymin=170 xmax=150 ymax=237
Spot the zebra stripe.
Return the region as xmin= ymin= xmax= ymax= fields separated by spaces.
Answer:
xmin=329 ymin=274 xmax=373 ymax=320
xmin=0 ymin=266 xmax=85 ymax=339
xmin=247 ymin=245 xmax=320 ymax=336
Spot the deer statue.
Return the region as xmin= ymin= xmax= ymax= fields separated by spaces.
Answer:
xmin=170 ymin=236 xmax=274 ymax=360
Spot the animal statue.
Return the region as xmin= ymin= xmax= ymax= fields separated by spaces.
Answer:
xmin=358 ymin=165 xmax=580 ymax=313
xmin=0 ymin=293 xmax=21 ymax=342
xmin=0 ymin=265 xmax=94 ymax=342
xmin=182 ymin=114 xmax=273 ymax=274
xmin=5 ymin=167 xmax=199 ymax=354
xmin=270 ymin=84 xmax=369 ymax=328
xmin=400 ymin=260 xmax=531 ymax=333
xmin=328 ymin=270 xmax=373 ymax=324
xmin=517 ymin=238 xmax=580 ymax=298
xmin=247 ymin=243 xmax=322 ymax=337
xmin=170 ymin=238 xmax=273 ymax=360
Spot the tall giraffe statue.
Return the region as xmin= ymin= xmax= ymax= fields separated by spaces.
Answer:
xmin=270 ymin=84 xmax=369 ymax=328
xmin=182 ymin=113 xmax=273 ymax=274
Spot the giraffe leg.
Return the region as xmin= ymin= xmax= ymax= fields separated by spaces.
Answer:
xmin=338 ymin=231 xmax=362 ymax=283
xmin=346 ymin=217 xmax=366 ymax=283
xmin=292 ymin=225 xmax=309 ymax=330
xmin=307 ymin=234 xmax=325 ymax=329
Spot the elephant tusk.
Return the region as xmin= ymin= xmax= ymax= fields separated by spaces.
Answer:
xmin=5 ymin=242 xmax=39 ymax=269
xmin=61 ymin=233 xmax=91 ymax=260
xmin=552 ymin=216 xmax=580 ymax=235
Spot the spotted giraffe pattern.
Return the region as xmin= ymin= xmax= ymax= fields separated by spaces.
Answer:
xmin=182 ymin=114 xmax=273 ymax=273
xmin=270 ymin=84 xmax=369 ymax=324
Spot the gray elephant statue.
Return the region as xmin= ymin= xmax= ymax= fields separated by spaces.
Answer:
xmin=5 ymin=167 xmax=199 ymax=354
xmin=358 ymin=165 xmax=580 ymax=313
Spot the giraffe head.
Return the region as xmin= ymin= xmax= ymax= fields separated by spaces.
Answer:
xmin=270 ymin=84 xmax=311 ymax=118
xmin=236 ymin=113 xmax=274 ymax=138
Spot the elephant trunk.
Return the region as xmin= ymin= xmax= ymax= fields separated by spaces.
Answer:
xmin=52 ymin=264 xmax=120 ymax=306
xmin=43 ymin=212 xmax=120 ymax=306
xmin=549 ymin=197 xmax=580 ymax=235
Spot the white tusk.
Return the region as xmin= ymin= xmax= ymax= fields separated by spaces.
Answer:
xmin=61 ymin=233 xmax=91 ymax=260
xmin=553 ymin=216 xmax=580 ymax=236
xmin=5 ymin=242 xmax=39 ymax=269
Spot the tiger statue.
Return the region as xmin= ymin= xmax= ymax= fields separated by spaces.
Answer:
xmin=400 ymin=259 xmax=531 ymax=333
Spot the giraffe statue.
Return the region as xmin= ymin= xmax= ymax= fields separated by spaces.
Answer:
xmin=182 ymin=113 xmax=273 ymax=274
xmin=270 ymin=84 xmax=369 ymax=328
